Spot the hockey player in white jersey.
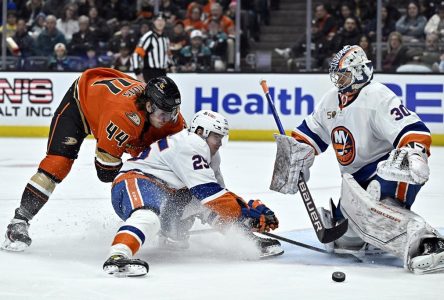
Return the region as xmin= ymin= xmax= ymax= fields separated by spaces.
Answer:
xmin=103 ymin=110 xmax=282 ymax=277
xmin=270 ymin=45 xmax=443 ymax=274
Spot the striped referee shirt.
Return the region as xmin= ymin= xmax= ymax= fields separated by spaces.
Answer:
xmin=132 ymin=30 xmax=170 ymax=74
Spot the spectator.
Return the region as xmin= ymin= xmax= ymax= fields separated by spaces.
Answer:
xmin=112 ymin=42 xmax=133 ymax=72
xmin=424 ymin=3 xmax=444 ymax=40
xmin=43 ymin=0 xmax=70 ymax=17
xmin=382 ymin=31 xmax=409 ymax=72
xmin=132 ymin=13 xmax=172 ymax=82
xmin=69 ymin=15 xmax=97 ymax=57
xmin=365 ymin=4 xmax=396 ymax=42
xmin=330 ymin=16 xmax=362 ymax=53
xmin=419 ymin=0 xmax=440 ymax=19
xmin=101 ymin=0 xmax=136 ymax=22
xmin=29 ymin=12 xmax=46 ymax=40
xmin=11 ymin=18 xmax=35 ymax=58
xmin=225 ymin=1 xmax=236 ymax=21
xmin=20 ymin=0 xmax=45 ymax=28
xmin=313 ymin=3 xmax=337 ymax=39
xmin=83 ymin=46 xmax=100 ymax=69
xmin=134 ymin=0 xmax=154 ymax=25
xmin=178 ymin=29 xmax=212 ymax=72
xmin=160 ymin=0 xmax=181 ymax=24
xmin=88 ymin=6 xmax=110 ymax=48
xmin=205 ymin=19 xmax=228 ymax=59
xmin=409 ymin=32 xmax=441 ymax=69
xmin=395 ymin=1 xmax=427 ymax=41
xmin=183 ymin=3 xmax=205 ymax=33
xmin=204 ymin=2 xmax=235 ymax=69
xmin=108 ymin=21 xmax=138 ymax=56
xmin=358 ymin=34 xmax=374 ymax=62
xmin=136 ymin=21 xmax=150 ymax=40
xmin=204 ymin=2 xmax=234 ymax=35
xmin=336 ymin=2 xmax=359 ymax=32
xmin=56 ymin=4 xmax=79 ymax=43
xmin=0 ymin=11 xmax=18 ymax=38
xmin=48 ymin=43 xmax=72 ymax=71
xmin=36 ymin=15 xmax=67 ymax=57
xmin=169 ymin=21 xmax=189 ymax=60
xmin=77 ymin=0 xmax=98 ymax=17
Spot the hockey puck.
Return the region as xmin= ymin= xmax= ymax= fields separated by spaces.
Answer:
xmin=332 ymin=271 xmax=346 ymax=282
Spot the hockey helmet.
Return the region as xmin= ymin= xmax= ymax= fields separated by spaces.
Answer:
xmin=144 ymin=76 xmax=181 ymax=112
xmin=190 ymin=110 xmax=229 ymax=139
xmin=329 ymin=45 xmax=373 ymax=93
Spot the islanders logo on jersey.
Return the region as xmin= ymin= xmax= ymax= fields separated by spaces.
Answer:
xmin=331 ymin=126 xmax=356 ymax=166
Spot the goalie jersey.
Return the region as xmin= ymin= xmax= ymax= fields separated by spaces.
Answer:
xmin=292 ymin=81 xmax=431 ymax=184
xmin=116 ymin=129 xmax=239 ymax=218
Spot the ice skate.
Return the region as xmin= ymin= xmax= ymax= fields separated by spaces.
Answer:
xmin=158 ymin=230 xmax=190 ymax=250
xmin=1 ymin=219 xmax=32 ymax=252
xmin=248 ymin=232 xmax=284 ymax=258
xmin=103 ymin=255 xmax=149 ymax=277
xmin=409 ymin=238 xmax=444 ymax=274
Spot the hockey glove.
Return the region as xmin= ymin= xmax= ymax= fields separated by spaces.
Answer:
xmin=241 ymin=200 xmax=279 ymax=232
xmin=270 ymin=134 xmax=315 ymax=194
xmin=377 ymin=143 xmax=429 ymax=185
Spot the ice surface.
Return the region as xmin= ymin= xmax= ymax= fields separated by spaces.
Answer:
xmin=0 ymin=138 xmax=443 ymax=300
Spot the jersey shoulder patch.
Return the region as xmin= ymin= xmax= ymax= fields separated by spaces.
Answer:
xmin=125 ymin=112 xmax=142 ymax=127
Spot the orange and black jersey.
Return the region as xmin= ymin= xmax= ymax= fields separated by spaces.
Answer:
xmin=76 ymin=67 xmax=185 ymax=159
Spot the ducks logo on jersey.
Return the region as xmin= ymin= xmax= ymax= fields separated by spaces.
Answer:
xmin=331 ymin=126 xmax=355 ymax=165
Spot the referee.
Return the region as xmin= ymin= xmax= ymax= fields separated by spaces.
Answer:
xmin=132 ymin=13 xmax=172 ymax=82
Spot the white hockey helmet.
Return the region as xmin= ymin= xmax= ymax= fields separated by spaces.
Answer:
xmin=329 ymin=45 xmax=373 ymax=93
xmin=189 ymin=110 xmax=229 ymax=138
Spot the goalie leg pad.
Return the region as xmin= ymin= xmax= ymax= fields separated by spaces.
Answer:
xmin=340 ymin=173 xmax=440 ymax=270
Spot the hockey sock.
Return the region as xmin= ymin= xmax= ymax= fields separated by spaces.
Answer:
xmin=15 ymin=172 xmax=57 ymax=222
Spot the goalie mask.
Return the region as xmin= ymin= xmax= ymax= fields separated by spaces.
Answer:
xmin=329 ymin=45 xmax=373 ymax=93
xmin=190 ymin=110 xmax=229 ymax=139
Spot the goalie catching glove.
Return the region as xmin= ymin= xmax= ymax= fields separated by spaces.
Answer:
xmin=377 ymin=142 xmax=429 ymax=185
xmin=270 ymin=134 xmax=315 ymax=194
xmin=241 ymin=200 xmax=279 ymax=232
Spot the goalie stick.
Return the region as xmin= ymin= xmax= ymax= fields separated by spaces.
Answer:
xmin=260 ymin=80 xmax=348 ymax=244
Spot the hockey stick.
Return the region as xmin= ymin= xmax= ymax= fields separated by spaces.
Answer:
xmin=189 ymin=228 xmax=361 ymax=261
xmin=260 ymin=80 xmax=348 ymax=244
xmin=261 ymin=232 xmax=362 ymax=262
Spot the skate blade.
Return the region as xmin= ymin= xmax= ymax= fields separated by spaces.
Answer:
xmin=103 ymin=264 xmax=148 ymax=277
xmin=259 ymin=246 xmax=284 ymax=259
xmin=1 ymin=239 xmax=29 ymax=252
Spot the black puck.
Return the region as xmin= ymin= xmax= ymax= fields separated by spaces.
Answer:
xmin=332 ymin=271 xmax=346 ymax=282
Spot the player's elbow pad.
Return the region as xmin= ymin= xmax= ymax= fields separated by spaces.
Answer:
xmin=94 ymin=158 xmax=122 ymax=182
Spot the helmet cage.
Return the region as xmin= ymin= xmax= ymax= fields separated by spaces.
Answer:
xmin=329 ymin=45 xmax=373 ymax=93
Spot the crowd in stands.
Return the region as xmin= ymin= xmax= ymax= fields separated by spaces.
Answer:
xmin=0 ymin=0 xmax=270 ymax=72
xmin=275 ymin=0 xmax=444 ymax=73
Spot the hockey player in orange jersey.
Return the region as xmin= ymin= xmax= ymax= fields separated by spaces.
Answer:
xmin=2 ymin=68 xmax=185 ymax=252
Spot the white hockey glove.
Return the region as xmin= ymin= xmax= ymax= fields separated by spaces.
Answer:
xmin=377 ymin=143 xmax=429 ymax=185
xmin=270 ymin=134 xmax=315 ymax=194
